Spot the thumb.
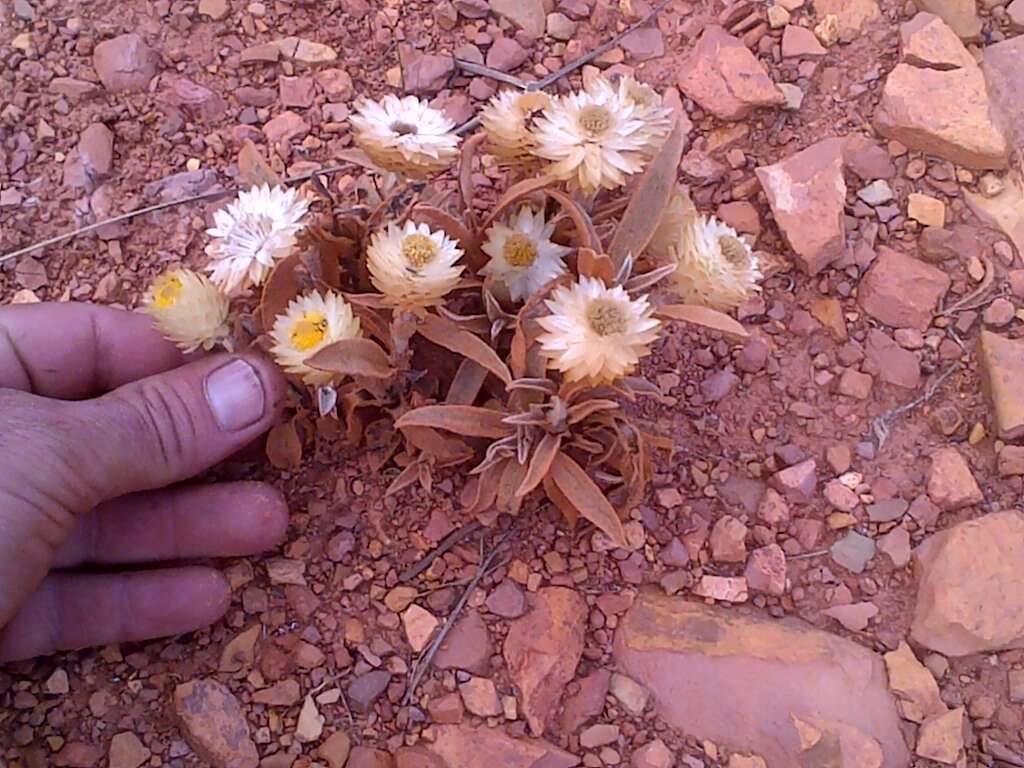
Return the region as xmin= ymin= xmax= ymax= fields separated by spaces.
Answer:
xmin=76 ymin=355 xmax=286 ymax=503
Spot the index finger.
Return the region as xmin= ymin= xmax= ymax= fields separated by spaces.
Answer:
xmin=0 ymin=302 xmax=184 ymax=399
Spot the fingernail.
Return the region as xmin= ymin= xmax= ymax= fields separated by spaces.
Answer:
xmin=204 ymin=359 xmax=265 ymax=432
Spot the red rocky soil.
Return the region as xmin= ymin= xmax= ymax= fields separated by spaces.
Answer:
xmin=3 ymin=0 xmax=1024 ymax=766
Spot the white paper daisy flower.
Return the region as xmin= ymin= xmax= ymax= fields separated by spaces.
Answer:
xmin=537 ymin=276 xmax=661 ymax=384
xmin=366 ymin=220 xmax=464 ymax=307
xmin=479 ymin=90 xmax=552 ymax=162
xmin=269 ymin=290 xmax=362 ymax=385
xmin=479 ymin=206 xmax=570 ymax=302
xmin=672 ymin=215 xmax=762 ymax=310
xmin=205 ymin=184 xmax=310 ymax=295
xmin=532 ymin=78 xmax=670 ymax=195
xmin=350 ymin=94 xmax=460 ymax=178
xmin=142 ymin=268 xmax=231 ymax=353
xmin=588 ymin=75 xmax=671 ymax=156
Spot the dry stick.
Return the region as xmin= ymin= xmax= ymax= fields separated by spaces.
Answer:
xmin=0 ymin=162 xmax=357 ymax=266
xmin=871 ymin=362 xmax=961 ymax=449
xmin=398 ymin=520 xmax=483 ymax=583
xmin=454 ymin=0 xmax=674 ymax=136
xmin=403 ymin=526 xmax=513 ymax=708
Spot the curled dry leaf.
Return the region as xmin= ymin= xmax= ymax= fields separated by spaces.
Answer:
xmin=259 ymin=251 xmax=305 ymax=332
xmin=417 ymin=314 xmax=512 ymax=386
xmin=608 ymin=117 xmax=688 ymax=269
xmin=307 ymin=337 xmax=395 ymax=378
xmin=656 ymin=303 xmax=749 ymax=339
xmin=411 ymin=204 xmax=477 ymax=259
xmin=238 ymin=139 xmax=283 ymax=188
xmin=549 ymin=451 xmax=626 ymax=547
xmin=516 ymin=432 xmax=562 ymax=497
xmin=395 ymin=405 xmax=512 ymax=438
xmin=266 ymin=419 xmax=303 ymax=470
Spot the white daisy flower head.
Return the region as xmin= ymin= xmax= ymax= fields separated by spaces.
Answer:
xmin=532 ymin=79 xmax=671 ymax=195
xmin=270 ymin=290 xmax=362 ymax=385
xmin=142 ymin=268 xmax=231 ymax=353
xmin=537 ymin=275 xmax=661 ymax=384
xmin=366 ymin=220 xmax=464 ymax=307
xmin=350 ymin=94 xmax=460 ymax=178
xmin=479 ymin=206 xmax=570 ymax=302
xmin=479 ymin=90 xmax=552 ymax=162
xmin=672 ymin=215 xmax=763 ymax=310
xmin=205 ymin=184 xmax=310 ymax=295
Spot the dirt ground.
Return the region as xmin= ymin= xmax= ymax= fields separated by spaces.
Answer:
xmin=2 ymin=0 xmax=1023 ymax=766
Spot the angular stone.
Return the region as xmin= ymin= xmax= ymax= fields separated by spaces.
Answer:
xmin=865 ymin=330 xmax=921 ymax=389
xmin=782 ymin=25 xmax=827 ymax=58
xmin=621 ymin=27 xmax=664 ymax=62
xmin=900 ymin=12 xmax=975 ymax=69
xmin=927 ymin=447 xmax=982 ymax=511
xmin=93 ymin=34 xmax=159 ymax=93
xmin=769 ymin=458 xmax=816 ymax=504
xmin=755 ymin=138 xmax=846 ymax=274
xmin=434 ymin=610 xmax=492 ymax=675
xmin=158 ymin=74 xmax=227 ymax=122
xmin=55 ymin=743 xmax=102 ymax=768
xmin=430 ymin=725 xmax=579 ymax=768
xmin=580 ymin=724 xmax=619 ymax=749
xmin=403 ymin=604 xmax=439 ymax=653
xmin=980 ymin=331 xmax=1024 ymax=440
xmin=912 ymin=0 xmax=981 ymax=39
xmin=609 ymin=672 xmax=649 ymax=715
xmin=273 ymin=36 xmax=338 ymax=64
xmin=843 ymin=135 xmax=896 ymax=179
xmin=831 ymin=531 xmax=876 ymax=574
xmin=915 ymin=707 xmax=964 ymax=763
xmin=838 ymin=368 xmax=873 ymax=399
xmin=710 ymin=515 xmax=747 ymax=563
xmin=460 ymin=677 xmax=502 ymax=717
xmin=982 ymin=36 xmax=1024 ymax=157
xmin=489 ymin=0 xmax=546 ymax=37
xmin=504 ymin=587 xmax=586 ymax=735
xmin=859 ymin=247 xmax=950 ymax=331
xmin=813 ymin=0 xmax=881 ymax=39
xmin=560 ymin=668 xmax=610 ymax=733
xmin=347 ymin=670 xmax=390 ymax=714
xmin=632 ymin=739 xmax=673 ymax=768
xmin=677 ymin=26 xmax=784 ymax=121
xmin=614 ymin=593 xmax=909 ymax=768
xmin=279 ymin=75 xmax=316 ymax=109
xmin=400 ymin=47 xmax=455 ymax=94
xmin=998 ymin=445 xmax=1024 ymax=476
xmin=874 ymin=63 xmax=1009 ymax=170
xmin=912 ymin=511 xmax=1024 ymax=655
xmin=348 ymin=747 xmax=394 ymax=768
xmin=173 ymin=679 xmax=258 ymax=768
xmin=867 ymin=499 xmax=909 ymax=523
xmin=487 ymin=580 xmax=526 ymax=618
xmin=907 ymin=193 xmax=945 ymax=228
xmin=63 ymin=123 xmax=114 ymax=189
xmin=744 ymin=544 xmax=787 ymax=595
xmin=108 ymin=733 xmax=150 ymax=768
xmin=694 ymin=575 xmax=749 ymax=602
xmin=884 ymin=642 xmax=945 ymax=723
xmin=485 ymin=37 xmax=529 ymax=72
xmin=822 ymin=602 xmax=879 ymax=632
xmin=262 ymin=111 xmax=310 ymax=146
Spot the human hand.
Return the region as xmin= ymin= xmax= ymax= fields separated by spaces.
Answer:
xmin=0 ymin=301 xmax=288 ymax=662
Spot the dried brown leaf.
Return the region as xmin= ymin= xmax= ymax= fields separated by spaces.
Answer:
xmin=307 ymin=337 xmax=394 ymax=378
xmin=608 ymin=118 xmax=687 ymax=269
xmin=496 ymin=457 xmax=528 ymax=514
xmin=266 ymin=419 xmax=302 ymax=470
xmin=238 ymin=139 xmax=283 ymax=188
xmin=259 ymin=251 xmax=305 ymax=332
xmin=459 ymin=132 xmax=487 ymax=228
xmin=417 ymin=314 xmax=513 ymax=386
xmin=543 ymin=472 xmax=578 ymax=528
xmin=402 ymin=425 xmax=473 ymax=466
xmin=446 ymin=358 xmax=489 ymax=405
xmin=395 ymin=405 xmax=512 ymax=438
xmin=482 ymin=175 xmax=555 ymax=232
xmin=549 ymin=451 xmax=626 ymax=546
xmin=386 ymin=461 xmax=421 ymax=496
xmin=656 ymin=303 xmax=749 ymax=339
xmin=516 ymin=432 xmax=561 ymax=497
xmin=412 ymin=204 xmax=476 ymax=255
xmin=576 ymin=247 xmax=615 ymax=283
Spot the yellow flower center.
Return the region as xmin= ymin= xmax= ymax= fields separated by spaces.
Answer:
xmin=402 ymin=233 xmax=439 ymax=268
xmin=390 ymin=121 xmax=418 ymax=136
xmin=719 ymin=235 xmax=750 ymax=267
xmin=578 ymin=105 xmax=613 ymax=137
xmin=503 ymin=234 xmax=538 ymax=268
xmin=290 ymin=312 xmax=329 ymax=352
xmin=586 ymin=299 xmax=628 ymax=336
xmin=153 ymin=275 xmax=183 ymax=309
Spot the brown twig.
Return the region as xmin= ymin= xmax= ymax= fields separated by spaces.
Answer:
xmin=0 ymin=162 xmax=356 ymax=266
xmin=788 ymin=548 xmax=830 ymax=560
xmin=871 ymin=362 xmax=961 ymax=449
xmin=399 ymin=520 xmax=482 ymax=583
xmin=403 ymin=525 xmax=514 ymax=709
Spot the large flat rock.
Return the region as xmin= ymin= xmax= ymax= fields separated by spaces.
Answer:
xmin=429 ymin=725 xmax=579 ymax=768
xmin=981 ymin=331 xmax=1024 ymax=440
xmin=912 ymin=511 xmax=1024 ymax=656
xmin=614 ymin=592 xmax=910 ymax=768
xmin=982 ymin=35 xmax=1024 ymax=156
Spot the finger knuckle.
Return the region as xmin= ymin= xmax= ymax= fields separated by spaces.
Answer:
xmin=116 ymin=383 xmax=198 ymax=468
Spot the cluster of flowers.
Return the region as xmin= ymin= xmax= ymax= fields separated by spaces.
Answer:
xmin=142 ymin=75 xmax=762 ymax=388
